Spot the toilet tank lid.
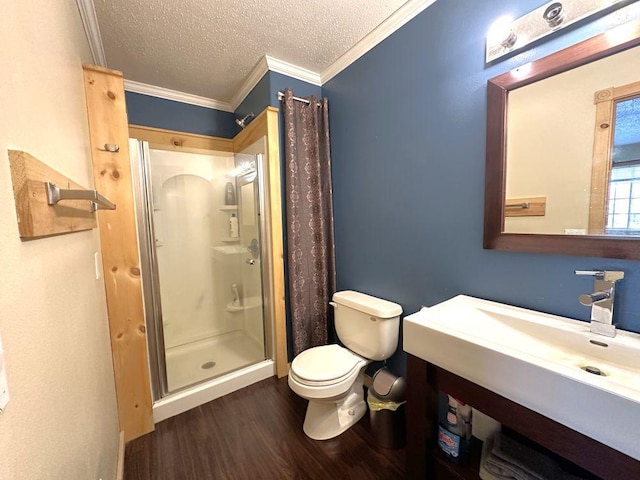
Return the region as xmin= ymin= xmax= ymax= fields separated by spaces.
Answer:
xmin=332 ymin=291 xmax=402 ymax=318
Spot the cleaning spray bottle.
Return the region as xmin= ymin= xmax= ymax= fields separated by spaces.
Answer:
xmin=437 ymin=394 xmax=472 ymax=464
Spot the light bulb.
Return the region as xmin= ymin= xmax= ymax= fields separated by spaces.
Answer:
xmin=488 ymin=15 xmax=517 ymax=49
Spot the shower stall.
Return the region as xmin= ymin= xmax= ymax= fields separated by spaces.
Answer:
xmin=130 ymin=140 xmax=275 ymax=420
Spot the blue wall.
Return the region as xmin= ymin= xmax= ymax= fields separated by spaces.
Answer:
xmin=235 ymin=73 xmax=271 ymax=122
xmin=126 ymin=71 xmax=322 ymax=136
xmin=269 ymin=71 xmax=323 ymax=106
xmin=324 ymin=0 xmax=640 ymax=375
xmin=125 ymin=91 xmax=239 ymax=138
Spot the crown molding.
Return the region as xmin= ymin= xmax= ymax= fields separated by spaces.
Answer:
xmin=124 ymin=80 xmax=234 ymax=112
xmin=229 ymin=56 xmax=322 ymax=110
xmin=320 ymin=0 xmax=437 ymax=83
xmin=75 ymin=0 xmax=107 ymax=66
xmin=266 ymin=56 xmax=322 ymax=86
xmin=229 ymin=57 xmax=270 ymax=111
xmin=77 ymin=0 xmax=437 ymax=113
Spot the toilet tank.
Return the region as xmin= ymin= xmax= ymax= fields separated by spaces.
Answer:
xmin=332 ymin=291 xmax=403 ymax=361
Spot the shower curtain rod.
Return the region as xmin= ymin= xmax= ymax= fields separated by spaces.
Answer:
xmin=277 ymin=91 xmax=321 ymax=107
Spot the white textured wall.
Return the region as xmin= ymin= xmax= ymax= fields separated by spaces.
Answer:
xmin=0 ymin=1 xmax=120 ymax=479
xmin=505 ymin=46 xmax=640 ymax=234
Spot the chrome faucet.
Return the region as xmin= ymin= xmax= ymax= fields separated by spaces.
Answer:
xmin=574 ymin=270 xmax=624 ymax=338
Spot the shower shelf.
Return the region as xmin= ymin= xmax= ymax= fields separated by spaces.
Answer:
xmin=219 ymin=205 xmax=238 ymax=211
xmin=211 ymin=245 xmax=245 ymax=255
xmin=220 ymin=237 xmax=240 ymax=243
xmin=226 ymin=296 xmax=263 ymax=313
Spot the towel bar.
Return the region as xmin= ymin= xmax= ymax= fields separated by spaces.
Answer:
xmin=45 ymin=181 xmax=116 ymax=212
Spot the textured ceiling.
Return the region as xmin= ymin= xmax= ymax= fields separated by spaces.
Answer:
xmin=93 ymin=0 xmax=408 ymax=102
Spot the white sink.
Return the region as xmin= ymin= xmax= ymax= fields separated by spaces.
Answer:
xmin=403 ymin=295 xmax=640 ymax=461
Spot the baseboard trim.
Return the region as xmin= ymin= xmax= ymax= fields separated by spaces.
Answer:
xmin=115 ymin=431 xmax=125 ymax=480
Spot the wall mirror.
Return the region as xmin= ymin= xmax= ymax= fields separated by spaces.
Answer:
xmin=484 ymin=19 xmax=640 ymax=259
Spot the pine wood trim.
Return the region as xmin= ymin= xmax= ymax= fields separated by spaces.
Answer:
xmin=82 ymin=63 xmax=123 ymax=77
xmin=263 ymin=108 xmax=288 ymax=378
xmin=588 ymin=99 xmax=615 ymax=234
xmin=7 ymin=150 xmax=97 ymax=239
xmin=594 ymin=87 xmax=614 ymax=104
xmin=589 ymin=79 xmax=640 ymax=234
xmin=611 ymin=78 xmax=640 ymax=100
xmin=128 ymin=124 xmax=234 ymax=152
xmin=83 ymin=65 xmax=154 ymax=442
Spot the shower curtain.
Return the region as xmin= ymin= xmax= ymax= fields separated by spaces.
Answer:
xmin=282 ymin=88 xmax=336 ymax=356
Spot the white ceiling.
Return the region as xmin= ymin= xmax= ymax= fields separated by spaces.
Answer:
xmin=90 ymin=0 xmax=430 ymax=108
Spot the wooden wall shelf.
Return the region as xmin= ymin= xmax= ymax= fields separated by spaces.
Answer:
xmin=8 ymin=150 xmax=102 ymax=239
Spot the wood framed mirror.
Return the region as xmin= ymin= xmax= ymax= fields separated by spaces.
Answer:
xmin=484 ymin=19 xmax=640 ymax=259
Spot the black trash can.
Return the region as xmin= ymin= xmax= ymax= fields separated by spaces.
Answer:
xmin=367 ymin=368 xmax=407 ymax=449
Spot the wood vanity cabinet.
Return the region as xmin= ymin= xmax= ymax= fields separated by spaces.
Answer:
xmin=405 ymin=354 xmax=640 ymax=480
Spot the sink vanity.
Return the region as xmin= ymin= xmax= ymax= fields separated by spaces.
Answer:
xmin=400 ymin=7 xmax=640 ymax=479
xmin=403 ymin=296 xmax=640 ymax=479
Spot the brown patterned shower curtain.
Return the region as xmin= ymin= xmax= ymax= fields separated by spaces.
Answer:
xmin=282 ymin=88 xmax=336 ymax=356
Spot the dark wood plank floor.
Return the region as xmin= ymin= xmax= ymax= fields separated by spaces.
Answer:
xmin=125 ymin=376 xmax=405 ymax=479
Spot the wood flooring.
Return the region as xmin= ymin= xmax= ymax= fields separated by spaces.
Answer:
xmin=124 ymin=376 xmax=405 ymax=479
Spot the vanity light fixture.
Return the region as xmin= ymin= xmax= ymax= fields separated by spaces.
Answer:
xmin=543 ymin=2 xmax=567 ymax=28
xmin=487 ymin=15 xmax=517 ymax=50
xmin=486 ymin=0 xmax=628 ymax=63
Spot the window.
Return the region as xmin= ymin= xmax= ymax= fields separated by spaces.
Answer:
xmin=606 ymin=164 xmax=640 ymax=234
xmin=589 ymin=83 xmax=640 ymax=235
xmin=605 ymin=95 xmax=640 ymax=234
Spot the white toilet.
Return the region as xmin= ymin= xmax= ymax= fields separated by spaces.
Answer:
xmin=288 ymin=290 xmax=402 ymax=440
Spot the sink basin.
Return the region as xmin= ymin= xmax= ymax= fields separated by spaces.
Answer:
xmin=403 ymin=295 xmax=640 ymax=461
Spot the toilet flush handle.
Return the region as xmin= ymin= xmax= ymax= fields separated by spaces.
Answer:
xmin=329 ymin=301 xmax=337 ymax=309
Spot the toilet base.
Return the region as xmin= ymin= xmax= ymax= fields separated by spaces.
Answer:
xmin=302 ymin=374 xmax=367 ymax=440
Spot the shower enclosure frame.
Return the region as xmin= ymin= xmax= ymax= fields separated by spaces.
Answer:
xmin=131 ymin=140 xmax=276 ymax=402
xmin=131 ymin=140 xmax=169 ymax=399
xmin=103 ymin=107 xmax=287 ymax=428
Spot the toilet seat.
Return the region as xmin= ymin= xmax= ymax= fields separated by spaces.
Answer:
xmin=291 ymin=344 xmax=365 ymax=387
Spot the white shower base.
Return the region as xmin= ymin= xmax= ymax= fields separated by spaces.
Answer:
xmin=156 ymin=329 xmax=273 ymax=423
xmin=154 ymin=359 xmax=275 ymax=423
xmin=165 ymin=329 xmax=265 ymax=392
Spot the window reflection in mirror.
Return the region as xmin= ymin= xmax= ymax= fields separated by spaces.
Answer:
xmin=607 ymin=96 xmax=640 ymax=234
xmin=503 ymin=45 xmax=640 ymax=237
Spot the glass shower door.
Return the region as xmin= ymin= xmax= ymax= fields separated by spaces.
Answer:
xmin=228 ymin=154 xmax=266 ymax=370
xmin=132 ymin=141 xmax=266 ymax=396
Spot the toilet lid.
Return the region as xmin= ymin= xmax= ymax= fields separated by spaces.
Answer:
xmin=291 ymin=344 xmax=363 ymax=384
